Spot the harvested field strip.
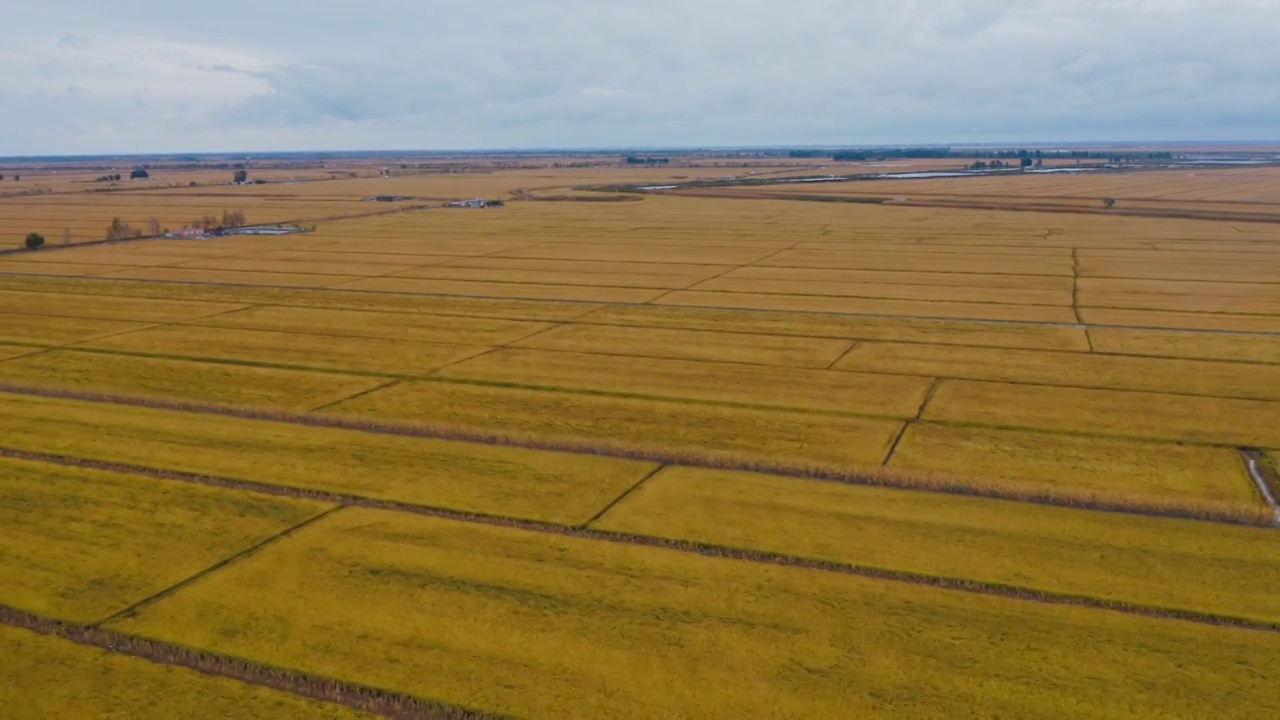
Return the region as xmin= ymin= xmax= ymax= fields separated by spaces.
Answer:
xmin=1091 ymin=327 xmax=1280 ymax=363
xmin=437 ymin=256 xmax=738 ymax=276
xmin=7 ymin=273 xmax=1280 ymax=338
xmin=718 ymin=265 xmax=1077 ymax=291
xmin=834 ymin=341 xmax=1280 ymax=400
xmin=593 ymin=467 xmax=1280 ymax=623
xmin=95 ymin=266 xmax=367 ymax=288
xmin=171 ymin=258 xmax=428 ymax=277
xmin=0 ymin=275 xmax=603 ymax=322
xmin=654 ymin=289 xmax=1081 ymax=323
xmin=330 ymin=379 xmax=902 ymax=469
xmin=755 ymin=249 xmax=1075 ymax=275
xmin=0 ymin=288 xmax=245 ymax=322
xmin=187 ymin=304 xmax=554 ymax=345
xmin=1080 ymin=276 xmax=1280 ymax=299
xmin=79 ymin=324 xmax=494 ymax=376
xmin=0 ymin=610 xmax=495 ymax=720
xmin=1080 ymin=307 xmax=1280 ymax=334
xmin=246 ymin=249 xmax=467 ymax=265
xmin=390 ymin=264 xmax=721 ymax=290
xmin=1081 ymin=289 xmax=1280 ymax=316
xmin=0 ymin=261 xmax=130 ymax=277
xmin=0 ymin=455 xmax=329 ymax=623
xmin=329 ymin=276 xmax=670 ymax=303
xmin=438 ymin=348 xmax=933 ymax=416
xmin=0 ymin=384 xmax=1270 ymax=526
xmin=0 ymin=350 xmax=389 ymax=410
xmin=0 ymin=623 xmax=379 ymax=720
xmin=0 ymin=392 xmax=655 ymax=526
xmin=690 ymin=276 xmax=1071 ymax=306
xmin=0 ymin=312 xmax=153 ymax=345
xmin=890 ymin=423 xmax=1255 ymax=503
xmin=925 ymin=380 xmax=1280 ymax=448
xmin=513 ymin=324 xmax=853 ymax=368
xmin=492 ymin=241 xmax=782 ymax=265
xmin=108 ymin=509 xmax=1280 ymax=719
xmin=579 ymin=304 xmax=1093 ymax=350
xmin=1 ymin=278 xmax=1099 ymax=352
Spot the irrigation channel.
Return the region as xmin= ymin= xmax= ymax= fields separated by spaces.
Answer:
xmin=1240 ymin=448 xmax=1280 ymax=524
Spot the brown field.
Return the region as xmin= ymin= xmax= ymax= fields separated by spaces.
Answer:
xmin=2 ymin=157 xmax=1279 ymax=717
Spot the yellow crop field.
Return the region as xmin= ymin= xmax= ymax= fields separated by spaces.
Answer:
xmin=0 ymin=350 xmax=385 ymax=409
xmin=0 ymin=312 xmax=151 ymax=346
xmin=1081 ymin=307 xmax=1280 ymax=333
xmin=654 ymin=289 xmax=1081 ymax=322
xmin=94 ymin=265 xmax=359 ymax=287
xmin=720 ymin=264 xmax=1077 ymax=291
xmin=332 ymin=379 xmax=903 ymax=467
xmin=0 ymin=259 xmax=128 ymax=277
xmin=0 ymin=287 xmax=245 ymax=323
xmin=514 ymin=323 xmax=854 ymax=368
xmin=1090 ymin=327 xmax=1280 ymax=363
xmin=834 ymin=341 xmax=1280 ymax=400
xmin=594 ymin=467 xmax=1280 ymax=620
xmin=757 ymin=247 xmax=1075 ymax=275
xmin=331 ymin=275 xmax=670 ymax=302
xmin=690 ymin=275 xmax=1071 ymax=306
xmin=110 ymin=509 xmax=1280 ymax=719
xmin=0 ymin=627 xmax=368 ymax=720
xmin=925 ymin=380 xmax=1280 ymax=448
xmin=0 ymin=392 xmax=655 ymax=525
xmin=581 ymin=304 xmax=1092 ymax=350
xmin=0 ymin=455 xmax=328 ymax=622
xmin=173 ymin=256 xmax=427 ymax=277
xmin=0 ymin=274 xmax=601 ymax=322
xmin=1081 ymin=288 xmax=1280 ymax=316
xmin=191 ymin=304 xmax=553 ymax=345
xmin=888 ymin=423 xmax=1256 ymax=502
xmin=4 ymin=159 xmax=1280 ymax=716
xmin=392 ymin=262 xmax=721 ymax=289
xmin=440 ymin=347 xmax=933 ymax=416
xmin=81 ymin=324 xmax=490 ymax=377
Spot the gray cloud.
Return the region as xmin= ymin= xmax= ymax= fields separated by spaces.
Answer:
xmin=2 ymin=0 xmax=1279 ymax=153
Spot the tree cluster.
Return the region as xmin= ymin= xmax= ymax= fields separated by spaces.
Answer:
xmin=624 ymin=156 xmax=670 ymax=165
xmin=105 ymin=217 xmax=142 ymax=240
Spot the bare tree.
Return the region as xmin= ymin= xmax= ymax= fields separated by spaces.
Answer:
xmin=221 ymin=209 xmax=246 ymax=227
xmin=62 ymin=228 xmax=72 ymax=246
xmin=105 ymin=217 xmax=141 ymax=240
xmin=148 ymin=218 xmax=162 ymax=236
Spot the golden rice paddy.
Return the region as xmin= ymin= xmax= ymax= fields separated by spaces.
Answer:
xmin=1 ymin=161 xmax=1279 ymax=716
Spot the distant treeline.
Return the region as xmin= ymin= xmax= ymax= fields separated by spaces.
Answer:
xmin=790 ymin=149 xmax=1176 ymax=161
xmin=624 ymin=156 xmax=671 ymax=165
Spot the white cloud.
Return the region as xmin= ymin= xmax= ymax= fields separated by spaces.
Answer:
xmin=1 ymin=0 xmax=1279 ymax=153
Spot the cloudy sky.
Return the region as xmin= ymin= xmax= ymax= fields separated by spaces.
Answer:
xmin=2 ymin=0 xmax=1278 ymax=154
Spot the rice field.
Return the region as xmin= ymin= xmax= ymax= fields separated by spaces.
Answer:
xmin=2 ymin=161 xmax=1279 ymax=717
xmin=0 ymin=626 xmax=367 ymax=720
xmin=0 ymin=455 xmax=328 ymax=622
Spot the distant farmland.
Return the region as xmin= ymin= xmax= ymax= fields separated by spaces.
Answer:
xmin=2 ymin=160 xmax=1279 ymax=718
